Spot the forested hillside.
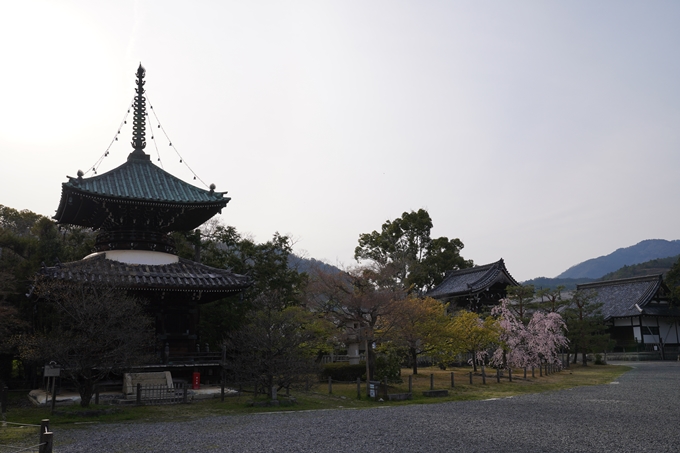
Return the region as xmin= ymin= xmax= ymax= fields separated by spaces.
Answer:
xmin=524 ymin=255 xmax=680 ymax=289
xmin=599 ymin=255 xmax=680 ymax=281
xmin=521 ymin=276 xmax=595 ymax=291
xmin=557 ymin=239 xmax=680 ymax=279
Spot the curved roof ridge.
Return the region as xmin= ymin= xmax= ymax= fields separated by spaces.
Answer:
xmin=577 ymin=274 xmax=663 ymax=290
xmin=444 ymin=259 xmax=500 ymax=277
xmin=62 ymin=157 xmax=227 ymax=205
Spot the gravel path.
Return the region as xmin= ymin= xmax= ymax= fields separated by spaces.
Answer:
xmin=57 ymin=362 xmax=680 ymax=452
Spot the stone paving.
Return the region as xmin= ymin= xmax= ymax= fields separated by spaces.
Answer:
xmin=56 ymin=361 xmax=680 ymax=452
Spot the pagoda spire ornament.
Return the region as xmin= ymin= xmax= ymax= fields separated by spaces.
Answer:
xmin=129 ymin=64 xmax=149 ymax=160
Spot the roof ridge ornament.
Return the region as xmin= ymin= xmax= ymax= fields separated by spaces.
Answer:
xmin=129 ymin=63 xmax=149 ymax=161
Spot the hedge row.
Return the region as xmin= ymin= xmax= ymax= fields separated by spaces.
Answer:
xmin=321 ymin=362 xmax=366 ymax=381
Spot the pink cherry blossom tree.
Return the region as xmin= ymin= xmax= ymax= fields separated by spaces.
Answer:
xmin=490 ymin=299 xmax=568 ymax=369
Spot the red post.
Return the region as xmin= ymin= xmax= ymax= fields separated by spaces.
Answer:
xmin=192 ymin=372 xmax=201 ymax=390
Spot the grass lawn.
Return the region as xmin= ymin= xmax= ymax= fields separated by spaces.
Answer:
xmin=0 ymin=363 xmax=630 ymax=447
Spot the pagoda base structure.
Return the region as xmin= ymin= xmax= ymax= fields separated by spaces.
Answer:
xmin=38 ymin=249 xmax=251 ymax=371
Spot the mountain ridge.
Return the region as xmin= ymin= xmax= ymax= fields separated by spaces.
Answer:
xmin=556 ymin=239 xmax=680 ymax=279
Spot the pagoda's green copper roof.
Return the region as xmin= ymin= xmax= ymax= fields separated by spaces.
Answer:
xmin=63 ymin=154 xmax=226 ymax=204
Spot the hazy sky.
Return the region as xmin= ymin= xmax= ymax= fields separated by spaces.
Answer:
xmin=1 ymin=1 xmax=679 ymax=281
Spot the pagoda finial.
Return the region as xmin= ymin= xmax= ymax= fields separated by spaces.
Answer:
xmin=131 ymin=63 xmax=147 ymax=154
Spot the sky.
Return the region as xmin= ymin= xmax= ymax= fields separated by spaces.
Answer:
xmin=1 ymin=0 xmax=679 ymax=281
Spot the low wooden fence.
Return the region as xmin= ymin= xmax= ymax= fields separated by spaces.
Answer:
xmin=133 ymin=382 xmax=188 ymax=406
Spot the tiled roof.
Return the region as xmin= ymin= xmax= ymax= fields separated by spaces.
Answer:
xmin=38 ymin=254 xmax=251 ymax=295
xmin=427 ymin=259 xmax=519 ymax=299
xmin=577 ymin=275 xmax=674 ymax=320
xmin=60 ymin=153 xmax=228 ymax=205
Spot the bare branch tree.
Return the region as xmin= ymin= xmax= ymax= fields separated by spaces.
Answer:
xmin=19 ymin=281 xmax=155 ymax=407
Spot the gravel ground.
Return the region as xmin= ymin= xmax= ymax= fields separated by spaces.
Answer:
xmin=56 ymin=361 xmax=680 ymax=452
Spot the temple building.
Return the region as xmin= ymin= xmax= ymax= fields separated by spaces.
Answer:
xmin=37 ymin=65 xmax=251 ymax=374
xmin=427 ymin=259 xmax=519 ymax=312
xmin=577 ymin=275 xmax=680 ymax=358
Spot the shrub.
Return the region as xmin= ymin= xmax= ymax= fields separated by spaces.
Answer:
xmin=321 ymin=362 xmax=366 ymax=382
xmin=375 ymin=343 xmax=404 ymax=382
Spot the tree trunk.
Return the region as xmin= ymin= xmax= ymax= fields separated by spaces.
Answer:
xmin=411 ymin=347 xmax=418 ymax=375
xmin=78 ymin=380 xmax=94 ymax=408
xmin=367 ymin=346 xmax=376 ymax=381
xmin=267 ymin=374 xmax=274 ymax=398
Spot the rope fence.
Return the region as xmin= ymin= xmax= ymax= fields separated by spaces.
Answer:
xmin=0 ymin=419 xmax=53 ymax=453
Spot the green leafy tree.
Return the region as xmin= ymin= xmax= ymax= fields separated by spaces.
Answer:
xmin=563 ymin=290 xmax=614 ymax=365
xmin=449 ymin=310 xmax=499 ymax=371
xmin=505 ymin=285 xmax=536 ymax=322
xmin=383 ymin=296 xmax=454 ymax=374
xmin=171 ymin=221 xmax=308 ymax=349
xmin=665 ymin=256 xmax=680 ymax=302
xmin=354 ymin=209 xmax=472 ymax=293
xmin=536 ymin=285 xmax=568 ymax=313
xmin=224 ymin=290 xmax=334 ymax=397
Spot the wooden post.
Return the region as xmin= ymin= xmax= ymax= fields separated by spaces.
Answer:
xmin=50 ymin=378 xmax=56 ymax=415
xmin=509 ymin=368 xmax=512 ymax=382
xmin=136 ymin=383 xmax=142 ymax=405
xmin=40 ymin=419 xmax=49 ymax=442
xmin=408 ymin=375 xmax=412 ymax=393
xmin=451 ymin=372 xmax=454 ymax=388
xmin=469 ymin=371 xmax=472 ymax=385
xmin=482 ymin=366 xmax=486 ymax=385
xmin=328 ymin=376 xmax=332 ymax=394
xmin=524 ymin=367 xmax=527 ymax=379
xmin=39 ymin=431 xmax=53 ymax=453
xmin=221 ymin=374 xmax=225 ymax=403
xmin=357 ymin=377 xmax=361 ymax=399
xmin=39 ymin=420 xmax=51 ymax=453
xmin=496 ymin=368 xmax=500 ymax=383
xmin=430 ymin=373 xmax=434 ymax=390
xmin=532 ymin=366 xmax=535 ymax=378
xmin=1 ymin=383 xmax=8 ymax=425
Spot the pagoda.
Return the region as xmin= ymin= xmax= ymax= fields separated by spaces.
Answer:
xmin=39 ymin=65 xmax=251 ymax=365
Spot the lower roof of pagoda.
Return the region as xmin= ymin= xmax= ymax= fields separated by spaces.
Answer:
xmin=37 ymin=252 xmax=252 ymax=297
